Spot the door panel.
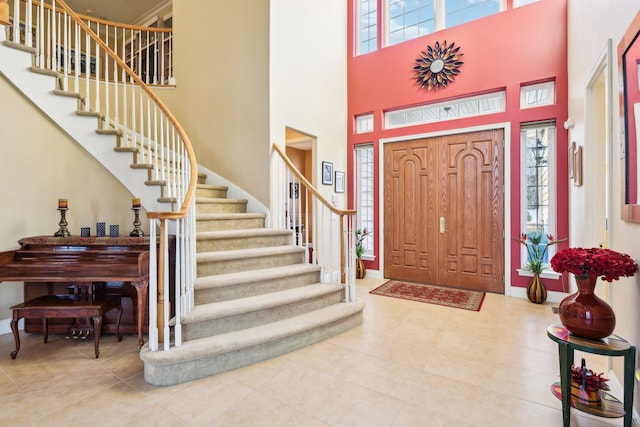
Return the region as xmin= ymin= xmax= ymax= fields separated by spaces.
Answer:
xmin=384 ymin=130 xmax=504 ymax=293
xmin=384 ymin=141 xmax=437 ymax=282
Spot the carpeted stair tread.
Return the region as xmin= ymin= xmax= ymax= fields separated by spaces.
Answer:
xmin=196 ymin=197 xmax=248 ymax=204
xmin=197 ymin=184 xmax=228 ymax=191
xmin=141 ymin=301 xmax=365 ymax=365
xmin=196 ymin=245 xmax=303 ymax=263
xmin=196 ymin=212 xmax=266 ymax=220
xmin=183 ymin=284 xmax=343 ymax=324
xmin=196 ymin=228 xmax=292 ymax=241
xmin=194 ymin=263 xmax=320 ymax=290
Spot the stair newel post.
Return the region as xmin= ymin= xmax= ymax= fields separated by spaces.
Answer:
xmin=340 ymin=213 xmax=346 ymax=284
xmin=157 ymin=217 xmax=168 ymax=346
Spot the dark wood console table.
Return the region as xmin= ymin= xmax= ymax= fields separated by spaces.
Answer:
xmin=0 ymin=235 xmax=152 ymax=348
xmin=547 ymin=324 xmax=635 ymax=427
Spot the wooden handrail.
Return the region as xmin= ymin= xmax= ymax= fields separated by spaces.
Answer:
xmin=55 ymin=0 xmax=197 ymax=220
xmin=273 ymin=144 xmax=356 ymax=217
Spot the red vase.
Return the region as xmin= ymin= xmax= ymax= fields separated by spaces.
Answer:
xmin=558 ymin=275 xmax=615 ymax=340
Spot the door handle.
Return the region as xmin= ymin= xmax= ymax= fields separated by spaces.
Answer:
xmin=439 ymin=216 xmax=446 ymax=234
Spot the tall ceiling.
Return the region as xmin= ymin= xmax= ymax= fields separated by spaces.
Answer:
xmin=60 ymin=0 xmax=169 ymax=25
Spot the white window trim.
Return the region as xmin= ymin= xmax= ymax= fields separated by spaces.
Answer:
xmin=385 ymin=91 xmax=506 ymax=129
xmin=355 ymin=144 xmax=375 ymax=259
xmin=356 ymin=113 xmax=374 ymax=134
xmin=520 ymin=81 xmax=556 ymax=109
xmin=518 ymin=123 xmax=558 ymax=272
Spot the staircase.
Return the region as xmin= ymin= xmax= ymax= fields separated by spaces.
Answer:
xmin=140 ymin=180 xmax=364 ymax=386
xmin=1 ymin=14 xmax=364 ymax=387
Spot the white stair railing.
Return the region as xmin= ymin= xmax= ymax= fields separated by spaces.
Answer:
xmin=272 ymin=144 xmax=357 ymax=302
xmin=5 ymin=0 xmax=197 ymax=351
xmin=82 ymin=15 xmax=173 ymax=86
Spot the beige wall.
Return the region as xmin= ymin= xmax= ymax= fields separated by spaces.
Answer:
xmin=567 ymin=0 xmax=640 ymax=407
xmin=270 ymin=0 xmax=348 ymax=208
xmin=0 ymin=76 xmax=142 ymax=322
xmin=155 ymin=0 xmax=271 ymax=206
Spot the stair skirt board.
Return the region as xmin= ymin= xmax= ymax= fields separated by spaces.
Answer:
xmin=141 ymin=302 xmax=364 ymax=386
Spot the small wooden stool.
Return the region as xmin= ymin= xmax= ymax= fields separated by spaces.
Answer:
xmin=10 ymin=293 xmax=123 ymax=359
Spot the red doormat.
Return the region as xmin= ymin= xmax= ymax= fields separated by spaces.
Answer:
xmin=370 ymin=280 xmax=485 ymax=311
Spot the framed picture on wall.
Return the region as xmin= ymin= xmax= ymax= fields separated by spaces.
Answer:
xmin=322 ymin=161 xmax=333 ymax=185
xmin=289 ymin=182 xmax=299 ymax=199
xmin=335 ymin=171 xmax=345 ymax=193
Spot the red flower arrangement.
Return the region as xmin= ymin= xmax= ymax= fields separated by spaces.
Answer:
xmin=551 ymin=247 xmax=638 ymax=282
xmin=571 ymin=365 xmax=609 ymax=392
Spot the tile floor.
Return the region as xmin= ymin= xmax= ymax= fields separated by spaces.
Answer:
xmin=0 ymin=278 xmax=625 ymax=426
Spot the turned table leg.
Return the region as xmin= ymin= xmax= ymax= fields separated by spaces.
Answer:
xmin=92 ymin=315 xmax=102 ymax=358
xmin=130 ymin=280 xmax=148 ymax=347
xmin=115 ymin=305 xmax=123 ymax=342
xmin=10 ymin=312 xmax=20 ymax=359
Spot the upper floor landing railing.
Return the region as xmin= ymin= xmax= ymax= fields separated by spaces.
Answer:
xmin=8 ymin=0 xmax=173 ymax=85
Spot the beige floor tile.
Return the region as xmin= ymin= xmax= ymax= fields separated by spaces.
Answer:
xmin=0 ymin=278 xmax=631 ymax=426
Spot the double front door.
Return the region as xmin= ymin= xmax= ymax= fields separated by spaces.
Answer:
xmin=383 ymin=129 xmax=504 ymax=293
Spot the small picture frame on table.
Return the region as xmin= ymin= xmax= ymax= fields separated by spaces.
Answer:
xmin=335 ymin=171 xmax=345 ymax=193
xmin=322 ymin=161 xmax=333 ymax=185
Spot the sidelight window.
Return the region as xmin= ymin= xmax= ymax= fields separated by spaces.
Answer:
xmin=355 ymin=144 xmax=375 ymax=258
xmin=520 ymin=122 xmax=557 ymax=267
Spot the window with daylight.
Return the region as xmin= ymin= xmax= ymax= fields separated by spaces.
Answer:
xmin=515 ymin=0 xmax=539 ymax=7
xmin=358 ymin=0 xmax=378 ymax=54
xmin=520 ymin=81 xmax=555 ymax=109
xmin=385 ymin=91 xmax=505 ymax=129
xmin=355 ymin=145 xmax=375 ymax=258
xmin=520 ymin=122 xmax=557 ymax=266
xmin=356 ymin=113 xmax=374 ymax=133
xmin=357 ymin=1 xmax=505 ymax=53
xmin=445 ymin=0 xmax=501 ymax=28
xmin=387 ymin=0 xmax=434 ymax=47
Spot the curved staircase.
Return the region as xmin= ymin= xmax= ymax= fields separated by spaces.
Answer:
xmin=141 ymin=180 xmax=364 ymax=386
xmin=1 ymin=20 xmax=364 ymax=386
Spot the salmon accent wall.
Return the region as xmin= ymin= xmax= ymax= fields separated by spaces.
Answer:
xmin=347 ymin=0 xmax=569 ymax=291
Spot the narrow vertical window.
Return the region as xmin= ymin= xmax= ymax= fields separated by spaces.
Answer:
xmin=355 ymin=145 xmax=375 ymax=257
xmin=521 ymin=122 xmax=557 ymax=265
xmin=358 ymin=0 xmax=378 ymax=54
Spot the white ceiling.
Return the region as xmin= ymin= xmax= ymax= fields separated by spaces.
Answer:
xmin=60 ymin=0 xmax=170 ymax=25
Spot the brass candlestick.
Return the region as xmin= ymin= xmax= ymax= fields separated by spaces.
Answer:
xmin=129 ymin=207 xmax=144 ymax=237
xmin=54 ymin=208 xmax=70 ymax=237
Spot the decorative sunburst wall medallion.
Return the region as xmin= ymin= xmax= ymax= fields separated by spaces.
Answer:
xmin=413 ymin=40 xmax=464 ymax=91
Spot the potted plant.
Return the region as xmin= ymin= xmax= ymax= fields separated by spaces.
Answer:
xmin=355 ymin=228 xmax=370 ymax=279
xmin=551 ymin=247 xmax=637 ymax=339
xmin=513 ymin=232 xmax=566 ymax=303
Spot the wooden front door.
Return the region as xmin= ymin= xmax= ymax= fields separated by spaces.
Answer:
xmin=384 ymin=129 xmax=504 ymax=293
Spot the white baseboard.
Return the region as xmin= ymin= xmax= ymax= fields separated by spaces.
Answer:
xmin=509 ymin=286 xmax=566 ymax=304
xmin=607 ymin=369 xmax=640 ymax=426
